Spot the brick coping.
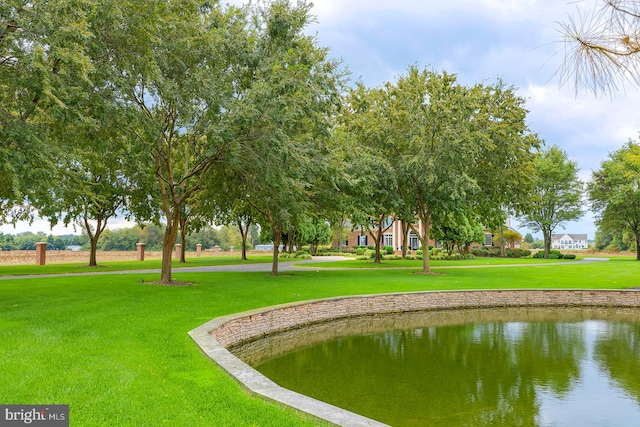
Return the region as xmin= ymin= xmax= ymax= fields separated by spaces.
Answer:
xmin=188 ymin=289 xmax=640 ymax=427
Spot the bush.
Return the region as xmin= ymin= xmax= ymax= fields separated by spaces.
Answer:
xmin=471 ymin=246 xmax=502 ymax=257
xmin=355 ymin=248 xmax=364 ymax=256
xmin=532 ymin=251 xmax=544 ymax=258
xmin=549 ymin=253 xmax=559 ymax=259
xmin=382 ymin=254 xmax=402 ymax=260
xmin=563 ymin=254 xmax=576 ymax=260
xmin=505 ymin=248 xmax=532 ymax=258
xmin=367 ymin=245 xmax=374 ymax=250
xmin=416 ymin=249 xmax=423 ymax=255
xmin=383 ymin=245 xmax=393 ymax=255
xmin=550 ymin=250 xmax=564 ymax=259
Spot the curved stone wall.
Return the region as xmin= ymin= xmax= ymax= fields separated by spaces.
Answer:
xmin=189 ymin=290 xmax=640 ymax=427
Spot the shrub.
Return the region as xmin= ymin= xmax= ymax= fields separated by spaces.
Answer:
xmin=416 ymin=249 xmax=423 ymax=255
xmin=550 ymin=250 xmax=564 ymax=259
xmin=355 ymin=248 xmax=364 ymax=256
xmin=505 ymin=248 xmax=532 ymax=258
xmin=384 ymin=245 xmax=393 ymax=254
xmin=549 ymin=254 xmax=559 ymax=259
xmin=563 ymin=254 xmax=576 ymax=260
xmin=471 ymin=246 xmax=502 ymax=257
xmin=367 ymin=245 xmax=374 ymax=250
xmin=382 ymin=254 xmax=402 ymax=260
xmin=532 ymin=251 xmax=544 ymax=258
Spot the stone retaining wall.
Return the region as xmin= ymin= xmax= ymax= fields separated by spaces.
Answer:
xmin=211 ymin=290 xmax=640 ymax=348
xmin=190 ymin=289 xmax=640 ymax=427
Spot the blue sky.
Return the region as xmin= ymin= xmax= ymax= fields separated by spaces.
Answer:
xmin=302 ymin=0 xmax=640 ymax=239
xmin=3 ymin=0 xmax=639 ymax=239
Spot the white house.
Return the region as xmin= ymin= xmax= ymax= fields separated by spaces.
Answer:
xmin=551 ymin=234 xmax=588 ymax=250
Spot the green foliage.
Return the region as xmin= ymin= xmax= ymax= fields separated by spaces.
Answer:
xmin=524 ymin=233 xmax=534 ymax=244
xmin=504 ymin=248 xmax=532 ymax=258
xmin=471 ymin=246 xmax=504 ymax=257
xmin=589 ymin=141 xmax=640 ymax=260
xmin=383 ymin=245 xmax=393 ymax=254
xmin=355 ymin=248 xmax=364 ymax=256
xmin=564 ymin=254 xmax=577 ymax=259
xmin=519 ymin=145 xmax=584 ymax=257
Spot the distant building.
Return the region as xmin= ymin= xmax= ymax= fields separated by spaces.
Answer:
xmin=551 ymin=234 xmax=588 ymax=250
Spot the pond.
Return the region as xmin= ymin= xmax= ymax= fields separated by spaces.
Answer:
xmin=231 ymin=307 xmax=640 ymax=426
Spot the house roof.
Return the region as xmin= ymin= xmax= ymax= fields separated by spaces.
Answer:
xmin=551 ymin=234 xmax=588 ymax=241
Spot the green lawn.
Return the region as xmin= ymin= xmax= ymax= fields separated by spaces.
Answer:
xmin=0 ymin=255 xmax=273 ymax=277
xmin=297 ymin=256 xmax=583 ymax=268
xmin=1 ymin=259 xmax=639 ymax=426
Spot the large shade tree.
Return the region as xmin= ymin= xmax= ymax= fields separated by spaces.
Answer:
xmin=231 ymin=0 xmax=343 ymax=275
xmin=519 ymin=145 xmax=584 ymax=258
xmin=103 ymin=1 xmax=252 ymax=283
xmin=588 ymin=140 xmax=640 ymax=260
xmin=0 ymin=0 xmax=108 ymax=224
xmin=383 ymin=67 xmax=536 ymax=273
xmin=338 ymin=85 xmax=402 ymax=263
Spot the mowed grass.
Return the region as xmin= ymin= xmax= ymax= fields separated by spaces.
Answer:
xmin=296 ymin=256 xmax=581 ymax=269
xmin=1 ymin=259 xmax=639 ymax=426
xmin=0 ymin=255 xmax=274 ymax=277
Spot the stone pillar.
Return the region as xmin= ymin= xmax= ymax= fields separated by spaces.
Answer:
xmin=136 ymin=243 xmax=146 ymax=261
xmin=174 ymin=244 xmax=182 ymax=259
xmin=196 ymin=244 xmax=202 ymax=257
xmin=229 ymin=246 xmax=234 ymax=255
xmin=213 ymin=245 xmax=220 ymax=255
xmin=35 ymin=242 xmax=47 ymax=265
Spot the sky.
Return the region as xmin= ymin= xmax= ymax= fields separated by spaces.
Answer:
xmin=3 ymin=0 xmax=639 ymax=239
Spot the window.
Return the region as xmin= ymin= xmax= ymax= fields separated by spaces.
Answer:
xmin=408 ymin=233 xmax=420 ymax=250
xmin=358 ymin=235 xmax=368 ymax=246
xmin=383 ymin=234 xmax=393 ymax=247
xmin=484 ymin=233 xmax=493 ymax=246
xmin=382 ymin=216 xmax=394 ymax=229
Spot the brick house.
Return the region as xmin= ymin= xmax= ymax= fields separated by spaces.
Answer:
xmin=335 ymin=217 xmax=518 ymax=251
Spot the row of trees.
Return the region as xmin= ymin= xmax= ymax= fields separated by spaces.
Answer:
xmin=2 ymin=0 xmax=346 ymax=281
xmin=3 ymin=0 xmax=639 ymax=283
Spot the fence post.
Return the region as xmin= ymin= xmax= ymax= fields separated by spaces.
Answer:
xmin=35 ymin=242 xmax=47 ymax=265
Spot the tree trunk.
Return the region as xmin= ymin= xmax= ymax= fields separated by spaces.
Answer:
xmin=543 ymin=228 xmax=552 ymax=259
xmin=401 ymin=220 xmax=410 ymax=259
xmin=160 ymin=217 xmax=179 ymax=283
xmin=89 ymin=235 xmax=99 ymax=267
xmin=271 ymin=226 xmax=282 ymax=276
xmin=417 ymin=214 xmax=432 ymax=274
xmin=367 ymin=227 xmax=383 ymax=264
xmin=497 ymin=226 xmax=506 ymax=257
xmin=237 ymin=219 xmax=250 ymax=261
xmin=635 ymin=227 xmax=640 ymax=261
xmin=179 ymin=214 xmax=187 ymax=263
xmin=83 ymin=215 xmax=107 ymax=268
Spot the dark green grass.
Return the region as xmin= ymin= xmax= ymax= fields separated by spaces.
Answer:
xmin=298 ymin=256 xmax=578 ymax=269
xmin=0 ymin=255 xmax=273 ymax=277
xmin=1 ymin=259 xmax=639 ymax=426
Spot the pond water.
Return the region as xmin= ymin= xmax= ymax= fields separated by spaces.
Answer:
xmin=231 ymin=307 xmax=640 ymax=426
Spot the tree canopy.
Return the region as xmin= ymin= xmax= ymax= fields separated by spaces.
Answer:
xmin=588 ymin=140 xmax=640 ymax=260
xmin=519 ymin=145 xmax=584 ymax=258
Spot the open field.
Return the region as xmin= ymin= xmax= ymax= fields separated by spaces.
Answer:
xmin=1 ymin=258 xmax=640 ymax=426
xmin=0 ymin=249 xmax=261 ymax=265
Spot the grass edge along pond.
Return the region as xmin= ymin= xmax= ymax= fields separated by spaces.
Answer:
xmin=1 ymin=259 xmax=639 ymax=426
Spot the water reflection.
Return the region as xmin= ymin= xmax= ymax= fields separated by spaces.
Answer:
xmin=232 ymin=307 xmax=640 ymax=427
